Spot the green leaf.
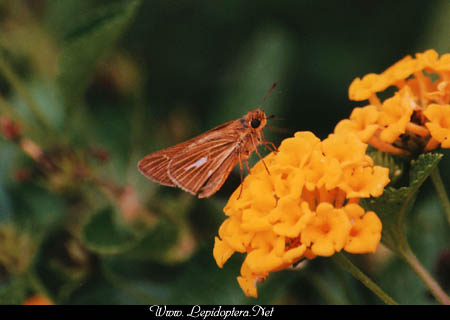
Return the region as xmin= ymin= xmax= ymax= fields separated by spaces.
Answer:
xmin=67 ymin=273 xmax=144 ymax=304
xmin=0 ymin=182 xmax=12 ymax=223
xmin=31 ymin=229 xmax=90 ymax=303
xmin=99 ymin=257 xmax=177 ymax=304
xmin=101 ymin=244 xmax=253 ymax=304
xmin=57 ymin=0 xmax=141 ymax=106
xmin=366 ymin=147 xmax=405 ymax=185
xmin=13 ymin=80 xmax=65 ymax=132
xmin=409 ymin=153 xmax=443 ymax=188
xmin=116 ymin=218 xmax=179 ymax=262
xmin=45 ymin=1 xmax=94 ymax=40
xmin=0 ymin=275 xmax=28 ymax=305
xmin=10 ymin=184 xmax=66 ymax=235
xmin=81 ymin=207 xmax=137 ymax=255
xmin=361 ymin=153 xmax=443 ymax=252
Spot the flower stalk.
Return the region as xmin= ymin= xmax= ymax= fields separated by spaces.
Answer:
xmin=0 ymin=52 xmax=51 ymax=131
xmin=384 ymin=209 xmax=450 ymax=305
xmin=430 ymin=166 xmax=450 ymax=226
xmin=398 ymin=245 xmax=450 ymax=305
xmin=332 ymin=252 xmax=398 ymax=305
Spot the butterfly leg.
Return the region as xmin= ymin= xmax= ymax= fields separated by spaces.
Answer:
xmin=251 ymin=134 xmax=271 ymax=176
xmin=253 ymin=145 xmax=271 ymax=176
xmin=261 ymin=130 xmax=278 ymax=154
xmin=243 ymin=158 xmax=251 ymax=172
xmin=257 ymin=150 xmax=271 ymax=176
xmin=263 ymin=141 xmax=278 ymax=153
xmin=237 ymin=153 xmax=245 ymax=200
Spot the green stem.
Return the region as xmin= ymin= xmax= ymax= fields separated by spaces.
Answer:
xmin=399 ymin=246 xmax=450 ymax=305
xmin=332 ymin=252 xmax=398 ymax=305
xmin=309 ymin=272 xmax=350 ymax=304
xmin=390 ymin=218 xmax=450 ymax=305
xmin=0 ymin=52 xmax=51 ymax=131
xmin=430 ymin=166 xmax=450 ymax=226
xmin=0 ymin=95 xmax=44 ymax=140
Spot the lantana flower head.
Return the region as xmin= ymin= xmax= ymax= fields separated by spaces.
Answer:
xmin=213 ymin=131 xmax=390 ymax=298
xmin=336 ymin=49 xmax=450 ymax=155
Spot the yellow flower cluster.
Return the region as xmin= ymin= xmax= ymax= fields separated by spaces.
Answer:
xmin=336 ymin=49 xmax=450 ymax=155
xmin=213 ymin=131 xmax=390 ymax=297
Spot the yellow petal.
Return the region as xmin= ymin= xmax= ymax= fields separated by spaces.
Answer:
xmin=283 ymin=244 xmax=307 ymax=265
xmin=424 ymin=104 xmax=450 ymax=148
xmin=345 ymin=210 xmax=382 ymax=254
xmin=334 ymin=105 xmax=380 ymax=142
xmin=245 ymin=248 xmax=284 ymax=274
xmin=237 ymin=276 xmax=258 ymax=298
xmin=301 ymin=203 xmax=352 ymax=256
xmin=213 ymin=237 xmax=235 ymax=268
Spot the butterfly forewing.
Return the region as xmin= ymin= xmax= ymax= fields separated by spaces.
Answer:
xmin=168 ymin=137 xmax=238 ymax=195
xmin=197 ymin=151 xmax=241 ymax=198
xmin=138 ymin=108 xmax=270 ymax=198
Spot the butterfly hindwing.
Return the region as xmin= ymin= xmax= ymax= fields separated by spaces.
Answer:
xmin=137 ymin=150 xmax=176 ymax=187
xmin=168 ymin=137 xmax=238 ymax=195
xmin=198 ymin=150 xmax=241 ymax=198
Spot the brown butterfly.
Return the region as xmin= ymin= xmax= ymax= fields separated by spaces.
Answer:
xmin=138 ymin=101 xmax=278 ymax=198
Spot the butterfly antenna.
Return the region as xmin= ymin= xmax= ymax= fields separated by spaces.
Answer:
xmin=267 ymin=115 xmax=285 ymax=121
xmin=265 ymin=124 xmax=290 ymax=134
xmin=258 ymin=82 xmax=277 ymax=108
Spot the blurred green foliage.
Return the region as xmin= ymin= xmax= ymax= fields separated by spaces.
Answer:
xmin=0 ymin=0 xmax=449 ymax=305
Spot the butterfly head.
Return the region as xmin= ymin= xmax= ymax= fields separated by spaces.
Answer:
xmin=246 ymin=109 xmax=267 ymax=131
xmin=246 ymin=82 xmax=277 ymax=131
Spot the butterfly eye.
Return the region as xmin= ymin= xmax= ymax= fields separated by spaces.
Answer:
xmin=251 ymin=118 xmax=261 ymax=129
